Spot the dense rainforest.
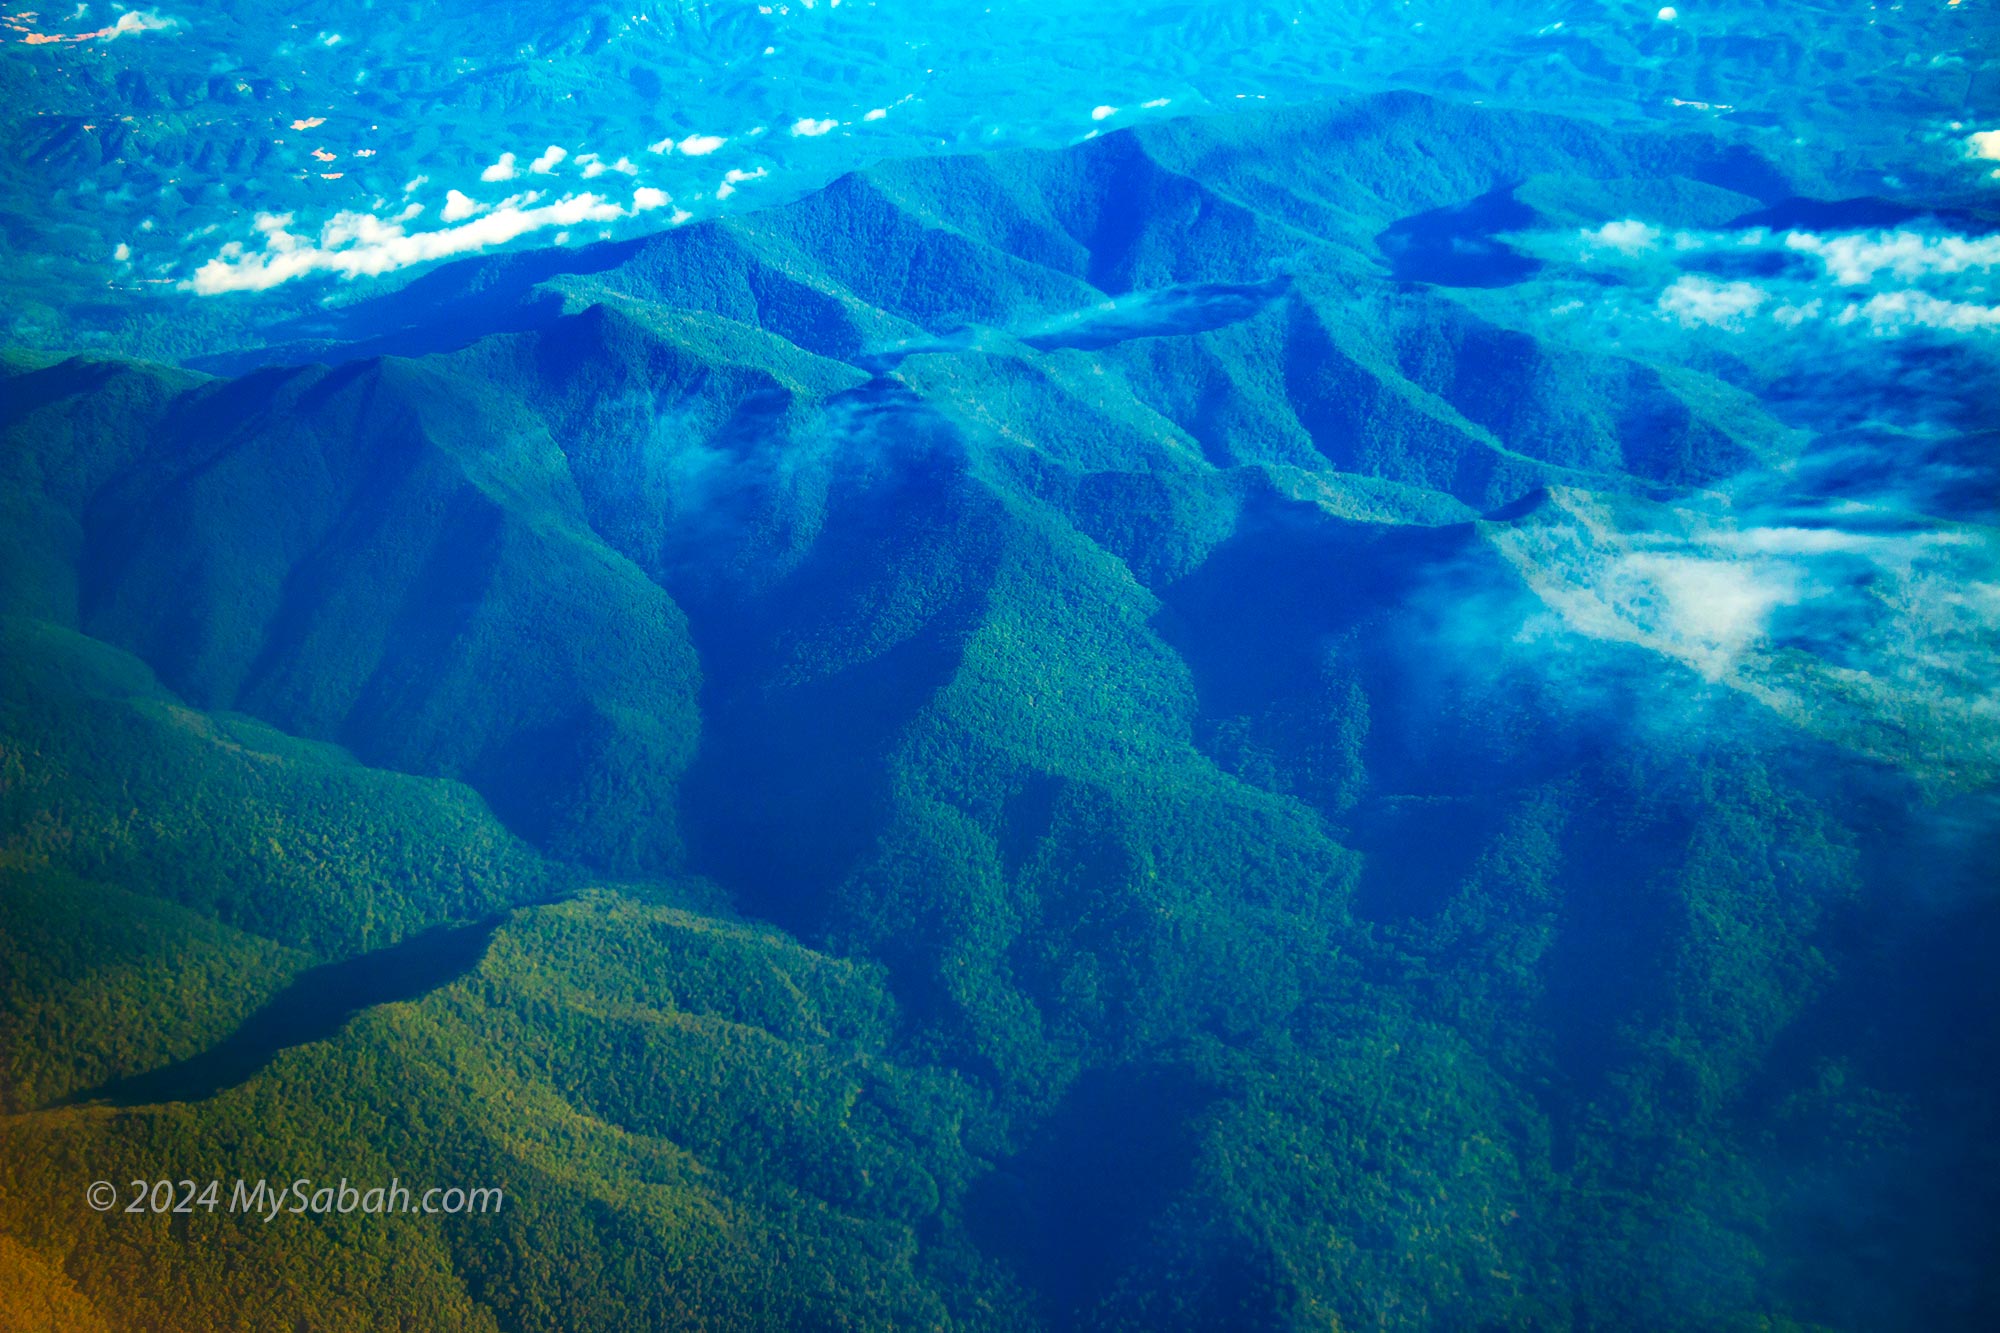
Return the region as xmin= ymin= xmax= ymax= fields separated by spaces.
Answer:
xmin=2 ymin=91 xmax=1996 ymax=1331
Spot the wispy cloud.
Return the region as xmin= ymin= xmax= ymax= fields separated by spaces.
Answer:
xmin=1487 ymin=483 xmax=2000 ymax=781
xmin=1835 ymin=290 xmax=2000 ymax=334
xmin=1582 ymin=219 xmax=1661 ymax=254
xmin=1660 ymin=275 xmax=1767 ymax=327
xmin=21 ymin=8 xmax=174 ymax=43
xmin=1784 ymin=229 xmax=2000 ymax=286
xmin=1559 ymin=221 xmax=2000 ymax=337
xmin=184 ymin=188 xmax=672 ymax=294
xmin=578 ymin=154 xmax=638 ymax=179
xmin=659 ymin=133 xmax=727 ymax=156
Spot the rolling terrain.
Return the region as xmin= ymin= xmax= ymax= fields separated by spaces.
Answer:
xmin=2 ymin=90 xmax=1997 ymax=1331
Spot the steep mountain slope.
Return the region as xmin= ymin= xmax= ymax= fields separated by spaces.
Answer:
xmin=3 ymin=92 xmax=1996 ymax=1332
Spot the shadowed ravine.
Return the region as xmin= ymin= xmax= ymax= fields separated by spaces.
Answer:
xmin=50 ymin=916 xmax=507 ymax=1110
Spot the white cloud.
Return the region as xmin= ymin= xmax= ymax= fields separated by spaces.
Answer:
xmin=529 ymin=145 xmax=568 ymax=174
xmin=1494 ymin=494 xmax=1799 ymax=683
xmin=1141 ymin=97 xmax=1171 ymax=109
xmin=1555 ymin=220 xmax=2000 ymax=339
xmin=1624 ymin=553 xmax=1797 ymax=673
xmin=790 ymin=118 xmax=837 ymax=137
xmin=403 ymin=174 xmax=428 ymax=193
xmin=113 ymin=242 xmax=131 ymax=261
xmin=861 ymin=94 xmax=915 ymax=124
xmin=581 ymin=155 xmax=637 ymax=178
xmin=1967 ymin=129 xmax=2000 ymax=161
xmin=1583 ymin=219 xmax=1662 ymax=254
xmin=1091 ymin=105 xmax=1118 ymax=121
xmin=480 ymin=152 xmax=518 ymax=183
xmin=440 ymin=189 xmax=484 ymax=222
xmin=186 ymin=189 xmax=661 ymax=294
xmin=1770 ymin=299 xmax=1822 ymax=328
xmin=715 ymin=168 xmax=766 ymax=201
xmin=647 ymin=133 xmax=730 ymax=156
xmin=1491 ymin=487 xmax=2000 ymax=774
xmin=1656 ymin=7 xmax=1678 ymax=21
xmin=1659 ymin=276 xmax=1767 ymax=326
xmin=1837 ymin=290 xmax=2000 ymax=334
xmin=106 ymin=10 xmax=174 ymax=38
xmin=1784 ymin=229 xmax=2000 ymax=286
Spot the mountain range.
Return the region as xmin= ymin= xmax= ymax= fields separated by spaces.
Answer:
xmin=2 ymin=89 xmax=1997 ymax=1332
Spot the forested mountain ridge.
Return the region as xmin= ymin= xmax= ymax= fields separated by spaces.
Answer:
xmin=2 ymin=91 xmax=1995 ymax=1331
